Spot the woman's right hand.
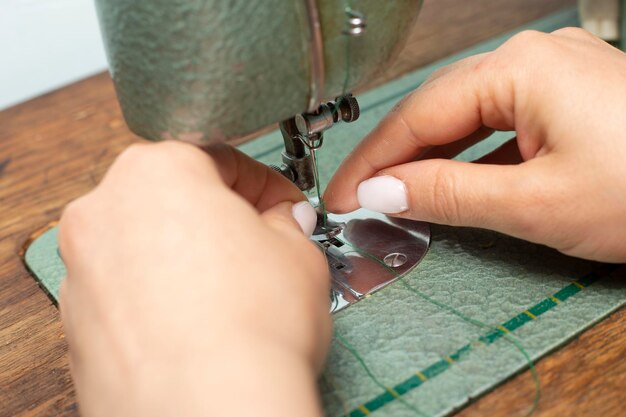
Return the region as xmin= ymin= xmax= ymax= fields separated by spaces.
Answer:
xmin=325 ymin=28 xmax=626 ymax=262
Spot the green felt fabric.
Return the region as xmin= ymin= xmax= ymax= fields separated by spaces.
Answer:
xmin=25 ymin=8 xmax=626 ymax=417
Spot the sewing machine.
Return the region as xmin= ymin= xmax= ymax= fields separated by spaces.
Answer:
xmin=95 ymin=1 xmax=421 ymax=188
xmin=94 ymin=0 xmax=430 ymax=312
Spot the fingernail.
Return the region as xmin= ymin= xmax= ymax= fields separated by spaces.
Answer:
xmin=357 ymin=175 xmax=408 ymax=214
xmin=292 ymin=201 xmax=317 ymax=237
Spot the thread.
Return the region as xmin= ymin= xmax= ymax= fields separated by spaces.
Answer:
xmin=398 ymin=280 xmax=540 ymax=417
xmin=311 ymin=150 xmax=327 ymax=226
xmin=336 ymin=333 xmax=430 ymax=417
xmin=324 ymin=236 xmax=540 ymax=417
xmin=310 ymin=0 xmax=354 ymax=227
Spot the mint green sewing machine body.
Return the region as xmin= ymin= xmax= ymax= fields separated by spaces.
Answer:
xmin=95 ymin=0 xmax=421 ymax=142
xmin=25 ymin=5 xmax=626 ymax=417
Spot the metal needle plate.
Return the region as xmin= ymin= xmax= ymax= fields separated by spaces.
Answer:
xmin=310 ymin=202 xmax=430 ymax=314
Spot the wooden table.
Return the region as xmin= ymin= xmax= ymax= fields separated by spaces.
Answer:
xmin=2 ymin=1 xmax=623 ymax=416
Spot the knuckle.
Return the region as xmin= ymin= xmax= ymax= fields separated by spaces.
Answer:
xmin=508 ymin=175 xmax=558 ymax=238
xmin=116 ymin=143 xmax=151 ymax=166
xmin=552 ymin=26 xmax=594 ymax=40
xmin=429 ymin=165 xmax=462 ymax=225
xmin=59 ymin=199 xmax=84 ymax=230
xmin=498 ymin=30 xmax=554 ymax=64
xmin=116 ymin=141 xmax=210 ymax=176
xmin=58 ymin=199 xmax=88 ymax=261
xmin=504 ymin=30 xmax=547 ymax=50
xmin=112 ymin=143 xmax=160 ymax=176
xmin=161 ymin=140 xmax=217 ymax=172
xmin=157 ymin=140 xmax=200 ymax=160
xmin=493 ymin=30 xmax=557 ymax=83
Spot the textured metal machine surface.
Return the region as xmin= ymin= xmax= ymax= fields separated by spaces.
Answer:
xmin=94 ymin=0 xmax=421 ymax=144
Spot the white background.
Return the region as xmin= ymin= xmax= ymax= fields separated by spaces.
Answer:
xmin=0 ymin=0 xmax=108 ymax=110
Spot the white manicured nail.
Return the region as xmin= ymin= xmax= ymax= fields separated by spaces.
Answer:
xmin=357 ymin=175 xmax=409 ymax=214
xmin=292 ymin=201 xmax=317 ymax=237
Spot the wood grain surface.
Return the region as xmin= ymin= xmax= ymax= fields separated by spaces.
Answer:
xmin=3 ymin=1 xmax=623 ymax=416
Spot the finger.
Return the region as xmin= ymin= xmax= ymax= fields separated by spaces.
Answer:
xmin=201 ymin=144 xmax=307 ymax=211
xmin=474 ymin=137 xmax=523 ymax=165
xmin=111 ymin=142 xmax=307 ymax=212
xmin=261 ymin=200 xmax=317 ymax=237
xmin=324 ymin=51 xmax=513 ymax=213
xmin=418 ymin=126 xmax=495 ymax=161
xmin=421 ymin=52 xmax=491 ymax=87
xmin=356 ymin=158 xmax=545 ymax=240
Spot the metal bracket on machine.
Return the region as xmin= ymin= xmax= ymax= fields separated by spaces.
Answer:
xmin=272 ymin=94 xmax=360 ymax=192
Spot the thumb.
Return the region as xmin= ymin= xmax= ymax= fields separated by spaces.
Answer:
xmin=261 ymin=200 xmax=318 ymax=238
xmin=356 ymin=159 xmax=540 ymax=239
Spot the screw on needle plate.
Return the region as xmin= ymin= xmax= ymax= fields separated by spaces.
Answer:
xmin=383 ymin=252 xmax=407 ymax=268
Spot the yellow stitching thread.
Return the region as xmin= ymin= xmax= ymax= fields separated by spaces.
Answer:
xmin=524 ymin=310 xmax=537 ymax=320
xmin=387 ymin=387 xmax=401 ymax=398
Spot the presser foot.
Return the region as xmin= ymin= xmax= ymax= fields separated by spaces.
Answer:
xmin=309 ymin=200 xmax=430 ymax=314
